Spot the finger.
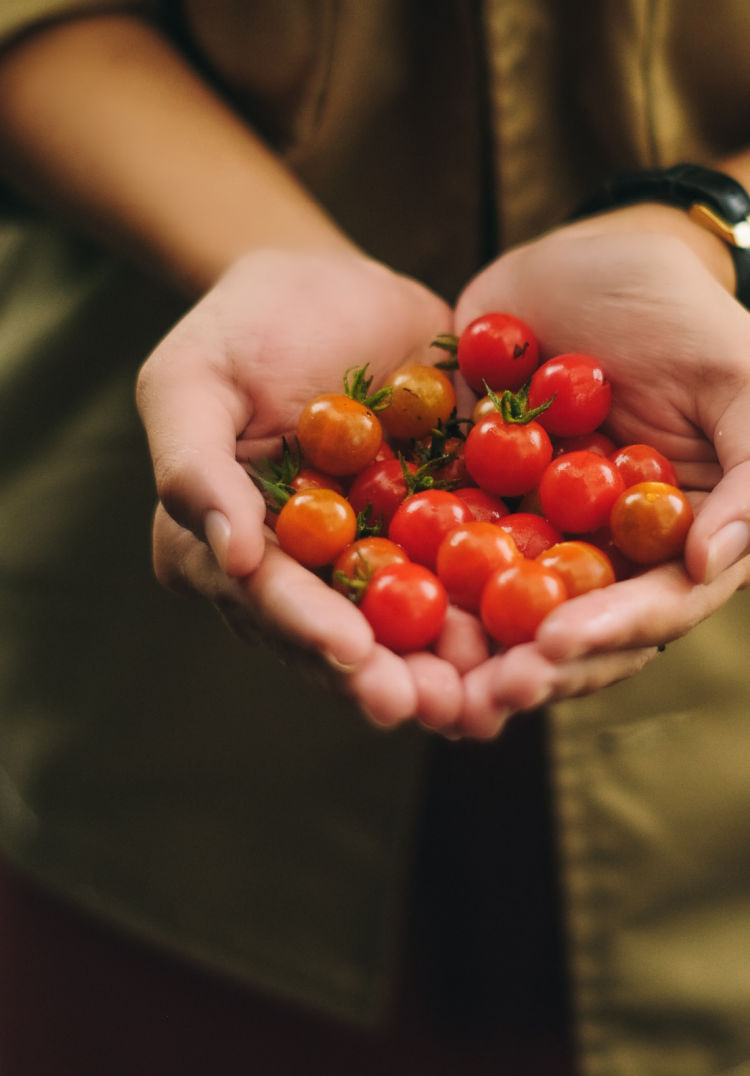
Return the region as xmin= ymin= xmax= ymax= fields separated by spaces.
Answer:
xmin=684 ymin=387 xmax=750 ymax=581
xmin=136 ymin=308 xmax=267 ymax=577
xmin=434 ymin=604 xmax=491 ymax=673
xmin=457 ymin=642 xmax=658 ymax=740
xmin=344 ymin=645 xmax=419 ymax=728
xmin=403 ymin=652 xmax=463 ymax=731
xmin=240 ymin=541 xmax=376 ymax=669
xmin=535 ymin=557 xmax=750 ymax=661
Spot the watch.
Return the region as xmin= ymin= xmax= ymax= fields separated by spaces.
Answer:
xmin=573 ymin=163 xmax=750 ymax=308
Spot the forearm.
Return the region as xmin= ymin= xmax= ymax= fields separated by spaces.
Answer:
xmin=0 ymin=13 xmax=355 ymax=294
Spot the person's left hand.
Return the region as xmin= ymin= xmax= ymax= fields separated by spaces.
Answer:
xmin=443 ymin=215 xmax=750 ymax=737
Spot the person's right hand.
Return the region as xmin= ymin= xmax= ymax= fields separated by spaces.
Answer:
xmin=136 ymin=248 xmax=471 ymax=727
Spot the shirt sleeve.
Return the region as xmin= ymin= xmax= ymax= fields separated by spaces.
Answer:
xmin=0 ymin=0 xmax=157 ymax=51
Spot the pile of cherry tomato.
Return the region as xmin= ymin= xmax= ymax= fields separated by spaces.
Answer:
xmin=253 ymin=313 xmax=693 ymax=654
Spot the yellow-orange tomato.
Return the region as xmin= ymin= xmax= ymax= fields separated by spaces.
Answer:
xmin=332 ymin=536 xmax=410 ymax=599
xmin=296 ymin=393 xmax=382 ymax=476
xmin=275 ymin=488 xmax=357 ymax=568
xmin=610 ymin=481 xmax=693 ymax=565
xmin=536 ymin=540 xmax=615 ymax=597
xmin=471 ymin=394 xmax=497 ymax=424
xmin=380 ymin=363 xmax=456 ymax=442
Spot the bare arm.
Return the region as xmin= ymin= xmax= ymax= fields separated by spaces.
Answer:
xmin=0 ymin=12 xmax=354 ymax=293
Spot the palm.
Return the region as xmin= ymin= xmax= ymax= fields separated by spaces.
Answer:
xmin=456 ymin=226 xmax=750 ymax=581
xmin=196 ymin=249 xmax=451 ymax=462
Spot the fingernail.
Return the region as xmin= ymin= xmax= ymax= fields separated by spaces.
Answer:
xmin=322 ymin=650 xmax=357 ymax=675
xmin=705 ymin=521 xmax=750 ymax=583
xmin=204 ymin=510 xmax=231 ymax=572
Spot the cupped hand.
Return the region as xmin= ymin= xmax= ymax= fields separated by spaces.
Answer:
xmin=137 ymin=248 xmax=469 ymax=727
xmin=451 ymin=218 xmax=750 ymax=709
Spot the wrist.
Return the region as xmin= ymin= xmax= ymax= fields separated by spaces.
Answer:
xmin=571 ymin=163 xmax=750 ymax=305
xmin=571 ymin=201 xmax=736 ymax=294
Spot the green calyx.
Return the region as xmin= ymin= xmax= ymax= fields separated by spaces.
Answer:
xmin=430 ymin=332 xmax=459 ymax=370
xmin=249 ymin=437 xmax=300 ymax=511
xmin=333 ymin=553 xmax=375 ymax=603
xmin=343 ymin=364 xmax=392 ymax=412
xmin=484 ymin=380 xmax=554 ymax=425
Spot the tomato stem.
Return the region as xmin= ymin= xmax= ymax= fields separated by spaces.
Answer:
xmin=484 ymin=380 xmax=555 ymax=425
xmin=343 ymin=364 xmax=392 ymax=411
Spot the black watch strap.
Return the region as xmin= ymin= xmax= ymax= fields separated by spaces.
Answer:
xmin=574 ymin=163 xmax=750 ymax=309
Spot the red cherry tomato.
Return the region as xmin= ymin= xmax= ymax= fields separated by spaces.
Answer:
xmin=422 ymin=435 xmax=471 ymax=487
xmin=553 ymin=431 xmax=617 ymax=458
xmin=609 ymin=443 xmax=678 ymax=488
xmin=332 ymin=536 xmax=410 ymax=599
xmin=297 ymin=393 xmax=382 ymax=476
xmin=584 ymin=527 xmax=639 ymax=581
xmin=359 ymin=561 xmax=448 ymax=653
xmin=436 ymin=521 xmax=520 ymax=611
xmin=498 ymin=512 xmax=563 ymax=558
xmin=536 ymin=540 xmax=616 ymax=597
xmin=464 ymin=414 xmax=553 ymax=497
xmin=347 ymin=458 xmax=418 ymax=530
xmin=371 ymin=440 xmax=396 ymax=463
xmin=275 ymin=488 xmax=357 ymax=568
xmin=289 ymin=467 xmax=345 ymax=496
xmin=388 ymin=489 xmax=473 ymax=569
xmin=527 ymin=354 xmax=611 ymax=437
xmin=609 ymin=481 xmax=693 ymax=565
xmin=480 ymin=560 xmax=568 ymax=647
xmin=539 ymin=451 xmax=626 ymax=534
xmin=380 ymin=363 xmax=456 ymax=442
xmin=452 ymin=486 xmax=510 ymax=523
xmin=457 ymin=312 xmax=540 ymax=393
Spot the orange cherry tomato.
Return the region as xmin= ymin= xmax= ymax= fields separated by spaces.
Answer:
xmin=379 ymin=363 xmax=456 ymax=442
xmin=332 ymin=537 xmax=410 ymax=599
xmin=275 ymin=488 xmax=357 ymax=568
xmin=536 ymin=540 xmax=615 ymax=597
xmin=297 ymin=393 xmax=382 ymax=476
xmin=609 ymin=481 xmax=693 ymax=565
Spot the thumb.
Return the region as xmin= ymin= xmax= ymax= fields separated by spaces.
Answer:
xmin=685 ymin=396 xmax=750 ymax=583
xmin=136 ymin=323 xmax=267 ymax=579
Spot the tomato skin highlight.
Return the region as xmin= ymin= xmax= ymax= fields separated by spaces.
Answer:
xmin=609 ymin=443 xmax=678 ymax=488
xmin=297 ymin=393 xmax=382 ymax=476
xmin=275 ymin=488 xmax=357 ymax=568
xmin=528 ymin=354 xmax=611 ymax=437
xmin=380 ymin=363 xmax=456 ymax=442
xmin=480 ymin=560 xmax=568 ymax=647
xmin=360 ymin=561 xmax=448 ymax=653
xmin=610 ymin=481 xmax=693 ymax=565
xmin=539 ymin=450 xmax=626 ymax=534
xmin=436 ymin=521 xmax=520 ymax=611
xmin=457 ymin=312 xmax=540 ymax=393
xmin=388 ymin=489 xmax=474 ymax=570
xmin=464 ymin=414 xmax=553 ymax=497
xmin=536 ymin=540 xmax=615 ymax=597
xmin=498 ymin=512 xmax=563 ymax=558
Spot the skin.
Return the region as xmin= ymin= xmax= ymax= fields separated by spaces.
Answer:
xmin=2 ymin=14 xmax=749 ymax=736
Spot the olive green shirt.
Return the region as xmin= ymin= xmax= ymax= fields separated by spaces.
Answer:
xmin=1 ymin=4 xmax=750 ymax=1074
